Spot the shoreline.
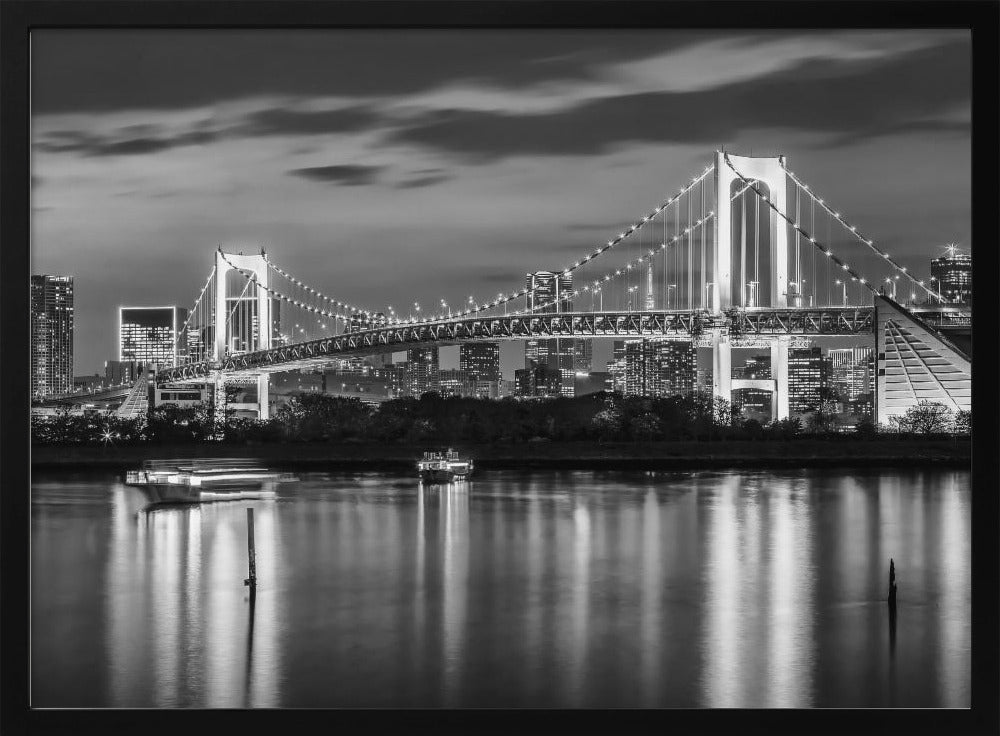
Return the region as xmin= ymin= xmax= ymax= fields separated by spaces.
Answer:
xmin=30 ymin=439 xmax=971 ymax=472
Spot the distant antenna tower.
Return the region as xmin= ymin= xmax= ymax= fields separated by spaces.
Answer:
xmin=645 ymin=261 xmax=655 ymax=310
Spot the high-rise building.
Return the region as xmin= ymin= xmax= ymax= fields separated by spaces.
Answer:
xmin=788 ymin=347 xmax=826 ymax=415
xmin=460 ymin=342 xmax=500 ymax=382
xmin=929 ymin=246 xmax=971 ymax=303
xmin=119 ymin=306 xmax=188 ymax=368
xmin=31 ymin=275 xmax=74 ymax=398
xmin=622 ymin=339 xmax=695 ymax=398
xmin=828 ymin=347 xmax=874 ymax=401
xmin=652 ymin=340 xmax=696 ymax=396
xmin=526 ymin=270 xmax=575 ymax=374
xmin=608 ymin=340 xmax=627 ymax=393
xmin=526 ymin=271 xmax=573 ymax=313
xmin=406 ymin=347 xmax=439 ymax=397
xmin=573 ymin=339 xmax=593 ymax=372
xmin=437 ymin=369 xmax=473 ymax=398
xmin=514 ymin=361 xmax=562 ymax=398
xmin=624 ymin=340 xmax=649 ymax=396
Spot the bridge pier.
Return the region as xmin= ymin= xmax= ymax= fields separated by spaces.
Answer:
xmin=770 ymin=336 xmax=790 ymax=421
xmin=257 ymin=374 xmax=270 ymax=421
xmin=711 ymin=330 xmax=732 ymax=407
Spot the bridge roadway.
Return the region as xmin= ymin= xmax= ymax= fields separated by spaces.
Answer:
xmin=157 ymin=307 xmax=880 ymax=385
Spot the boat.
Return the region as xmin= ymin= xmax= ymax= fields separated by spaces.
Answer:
xmin=123 ymin=458 xmax=297 ymax=505
xmin=417 ymin=449 xmax=474 ymax=483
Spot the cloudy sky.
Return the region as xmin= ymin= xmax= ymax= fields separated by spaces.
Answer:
xmin=31 ymin=30 xmax=971 ymax=375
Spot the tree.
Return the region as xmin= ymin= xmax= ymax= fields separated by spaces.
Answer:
xmin=953 ymin=409 xmax=971 ymax=435
xmin=899 ymin=401 xmax=954 ymax=435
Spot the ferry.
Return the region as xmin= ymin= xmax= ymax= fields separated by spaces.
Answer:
xmin=417 ymin=449 xmax=474 ymax=483
xmin=124 ymin=459 xmax=297 ymax=505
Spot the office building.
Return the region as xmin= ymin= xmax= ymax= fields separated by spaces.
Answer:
xmin=460 ymin=342 xmax=500 ymax=382
xmin=438 ymin=369 xmax=473 ymax=398
xmin=406 ymin=347 xmax=439 ymax=397
xmin=652 ymin=340 xmax=696 ymax=396
xmin=929 ymin=246 xmax=971 ymax=303
xmin=573 ymin=339 xmax=593 ymax=372
xmin=525 ymin=270 xmax=575 ymax=375
xmin=828 ymin=347 xmax=874 ymax=401
xmin=514 ymin=361 xmax=562 ymax=398
xmin=621 ymin=339 xmax=695 ymax=398
xmin=608 ymin=340 xmax=627 ymax=393
xmin=788 ymin=347 xmax=826 ymax=416
xmin=31 ymin=275 xmax=74 ymax=398
xmin=119 ymin=306 xmax=188 ymax=368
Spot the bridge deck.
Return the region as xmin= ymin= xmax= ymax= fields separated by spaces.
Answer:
xmin=157 ymin=308 xmax=885 ymax=384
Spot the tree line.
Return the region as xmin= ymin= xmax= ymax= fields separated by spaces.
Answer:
xmin=30 ymin=391 xmax=970 ymax=446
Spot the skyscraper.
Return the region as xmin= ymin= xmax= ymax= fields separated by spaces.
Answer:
xmin=929 ymin=246 xmax=971 ymax=303
xmin=460 ymin=342 xmax=500 ymax=382
xmin=119 ymin=306 xmax=188 ymax=368
xmin=31 ymin=275 xmax=74 ymax=398
xmin=608 ymin=340 xmax=627 ymax=393
xmin=788 ymin=347 xmax=826 ymax=416
xmin=622 ymin=339 xmax=696 ymax=397
xmin=652 ymin=339 xmax=696 ymax=396
xmin=525 ymin=270 xmax=575 ymax=374
xmin=828 ymin=347 xmax=874 ymax=401
xmin=406 ymin=347 xmax=439 ymax=397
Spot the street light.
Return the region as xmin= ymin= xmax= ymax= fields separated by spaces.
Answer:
xmin=627 ymin=285 xmax=637 ymax=311
xmin=667 ymin=284 xmax=677 ymax=310
xmin=705 ymin=282 xmax=715 ymax=310
xmin=835 ymin=279 xmax=847 ymax=306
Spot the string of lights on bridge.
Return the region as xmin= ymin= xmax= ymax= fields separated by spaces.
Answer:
xmin=778 ymin=161 xmax=943 ymax=302
xmin=724 ymin=153 xmax=912 ymax=301
xmin=219 ymin=174 xmax=761 ymax=334
xmin=173 ymin=266 xmax=217 ymax=353
xmin=263 ymin=255 xmax=376 ymax=319
xmin=502 ymin=177 xmax=764 ymax=315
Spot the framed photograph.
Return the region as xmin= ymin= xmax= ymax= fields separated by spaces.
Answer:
xmin=3 ymin=1 xmax=997 ymax=734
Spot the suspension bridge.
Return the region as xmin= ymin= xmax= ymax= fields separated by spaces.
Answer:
xmin=147 ymin=151 xmax=970 ymax=425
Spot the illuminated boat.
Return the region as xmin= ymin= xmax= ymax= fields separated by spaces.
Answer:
xmin=417 ymin=449 xmax=473 ymax=483
xmin=123 ymin=459 xmax=297 ymax=504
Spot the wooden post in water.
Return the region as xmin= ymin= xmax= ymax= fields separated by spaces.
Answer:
xmin=888 ymin=558 xmax=897 ymax=610
xmin=244 ymin=508 xmax=257 ymax=590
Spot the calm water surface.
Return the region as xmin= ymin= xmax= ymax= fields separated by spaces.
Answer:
xmin=31 ymin=468 xmax=970 ymax=708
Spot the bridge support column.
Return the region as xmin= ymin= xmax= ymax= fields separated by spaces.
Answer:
xmin=212 ymin=374 xmax=226 ymax=439
xmin=257 ymin=374 xmax=270 ymax=421
xmin=711 ymin=330 xmax=732 ymax=406
xmin=770 ymin=336 xmax=790 ymax=421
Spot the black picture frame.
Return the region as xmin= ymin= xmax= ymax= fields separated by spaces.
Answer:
xmin=2 ymin=2 xmax=997 ymax=734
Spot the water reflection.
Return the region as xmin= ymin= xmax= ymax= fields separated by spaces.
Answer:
xmin=32 ymin=469 xmax=971 ymax=708
xmin=104 ymin=490 xmax=279 ymax=707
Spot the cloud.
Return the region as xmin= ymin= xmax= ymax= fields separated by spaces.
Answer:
xmin=383 ymin=38 xmax=970 ymax=161
xmin=239 ymin=105 xmax=381 ymax=136
xmin=287 ymin=164 xmax=383 ymax=186
xmin=393 ymin=173 xmax=451 ymax=189
xmin=32 ymin=30 xmax=708 ymax=114
xmin=34 ymin=126 xmax=221 ymax=156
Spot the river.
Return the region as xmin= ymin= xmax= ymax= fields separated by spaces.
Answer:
xmin=31 ymin=467 xmax=970 ymax=708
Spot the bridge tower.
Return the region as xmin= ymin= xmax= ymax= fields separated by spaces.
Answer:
xmin=213 ymin=249 xmax=272 ymax=420
xmin=713 ymin=151 xmax=789 ymax=313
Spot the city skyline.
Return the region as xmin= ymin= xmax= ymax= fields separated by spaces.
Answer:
xmin=31 ymin=29 xmax=971 ymax=374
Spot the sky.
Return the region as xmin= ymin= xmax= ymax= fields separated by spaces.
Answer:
xmin=30 ymin=30 xmax=971 ymax=376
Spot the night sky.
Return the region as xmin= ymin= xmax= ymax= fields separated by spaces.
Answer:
xmin=30 ymin=30 xmax=971 ymax=375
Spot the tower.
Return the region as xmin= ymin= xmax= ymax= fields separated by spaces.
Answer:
xmin=212 ymin=249 xmax=272 ymax=419
xmin=713 ymin=152 xmax=789 ymax=312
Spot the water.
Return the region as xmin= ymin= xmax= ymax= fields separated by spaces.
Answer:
xmin=31 ymin=468 xmax=970 ymax=708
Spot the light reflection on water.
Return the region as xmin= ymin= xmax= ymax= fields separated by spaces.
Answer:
xmin=31 ymin=468 xmax=970 ymax=708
